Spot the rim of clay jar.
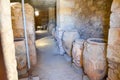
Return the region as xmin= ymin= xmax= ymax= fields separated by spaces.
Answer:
xmin=87 ymin=38 xmax=106 ymax=45
xmin=75 ymin=39 xmax=85 ymax=44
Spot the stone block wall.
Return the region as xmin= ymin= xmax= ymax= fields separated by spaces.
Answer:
xmin=56 ymin=0 xmax=112 ymax=55
xmin=107 ymin=0 xmax=120 ymax=80
xmin=72 ymin=0 xmax=112 ymax=40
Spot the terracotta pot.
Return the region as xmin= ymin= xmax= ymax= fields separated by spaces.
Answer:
xmin=72 ymin=39 xmax=84 ymax=67
xmin=83 ymin=38 xmax=107 ymax=80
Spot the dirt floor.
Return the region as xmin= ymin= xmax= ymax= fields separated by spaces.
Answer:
xmin=31 ymin=30 xmax=83 ymax=80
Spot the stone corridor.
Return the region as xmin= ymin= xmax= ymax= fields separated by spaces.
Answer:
xmin=32 ymin=30 xmax=82 ymax=80
xmin=0 ymin=0 xmax=120 ymax=80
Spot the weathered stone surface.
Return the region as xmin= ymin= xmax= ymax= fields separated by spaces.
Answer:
xmin=107 ymin=0 xmax=120 ymax=79
xmin=14 ymin=40 xmax=26 ymax=71
xmin=107 ymin=45 xmax=120 ymax=63
xmin=72 ymin=0 xmax=112 ymax=40
xmin=11 ymin=3 xmax=37 ymax=66
xmin=107 ymin=28 xmax=120 ymax=63
xmin=11 ymin=2 xmax=36 ymax=39
xmin=63 ymin=30 xmax=80 ymax=57
xmin=107 ymin=60 xmax=120 ymax=80
xmin=57 ymin=0 xmax=75 ymax=31
xmin=110 ymin=13 xmax=120 ymax=28
xmin=11 ymin=2 xmax=24 ymax=38
xmin=0 ymin=0 xmax=18 ymax=80
xmin=72 ymin=39 xmax=84 ymax=67
xmin=56 ymin=0 xmax=76 ymax=55
xmin=28 ymin=35 xmax=37 ymax=66
xmin=25 ymin=4 xmax=37 ymax=66
xmin=18 ymin=67 xmax=27 ymax=77
xmin=111 ymin=0 xmax=120 ymax=13
xmin=83 ymin=38 xmax=107 ymax=80
xmin=108 ymin=28 xmax=120 ymax=45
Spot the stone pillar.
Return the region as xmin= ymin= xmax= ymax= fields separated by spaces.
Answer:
xmin=107 ymin=0 xmax=120 ymax=80
xmin=0 ymin=0 xmax=18 ymax=80
xmin=57 ymin=0 xmax=75 ymax=30
xmin=56 ymin=0 xmax=75 ymax=55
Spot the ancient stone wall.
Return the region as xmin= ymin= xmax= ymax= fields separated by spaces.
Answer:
xmin=72 ymin=0 xmax=112 ymax=40
xmin=107 ymin=0 xmax=120 ymax=80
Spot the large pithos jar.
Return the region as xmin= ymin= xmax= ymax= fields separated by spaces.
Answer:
xmin=11 ymin=2 xmax=37 ymax=66
xmin=83 ymin=38 xmax=107 ymax=80
xmin=62 ymin=30 xmax=80 ymax=57
xmin=72 ymin=39 xmax=84 ymax=67
xmin=14 ymin=40 xmax=27 ymax=76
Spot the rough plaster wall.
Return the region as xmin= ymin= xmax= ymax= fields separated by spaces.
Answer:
xmin=0 ymin=0 xmax=18 ymax=80
xmin=57 ymin=0 xmax=75 ymax=30
xmin=73 ymin=0 xmax=112 ymax=40
xmin=107 ymin=0 xmax=120 ymax=80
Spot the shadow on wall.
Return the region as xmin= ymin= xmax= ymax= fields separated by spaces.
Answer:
xmin=0 ymin=35 xmax=7 ymax=80
xmin=72 ymin=0 xmax=113 ymax=40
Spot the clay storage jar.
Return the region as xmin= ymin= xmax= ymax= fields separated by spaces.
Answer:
xmin=14 ymin=39 xmax=27 ymax=76
xmin=62 ymin=30 xmax=80 ymax=57
xmin=72 ymin=39 xmax=85 ymax=67
xmin=83 ymin=38 xmax=107 ymax=80
xmin=11 ymin=2 xmax=37 ymax=66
